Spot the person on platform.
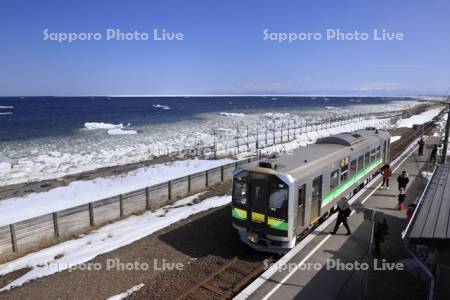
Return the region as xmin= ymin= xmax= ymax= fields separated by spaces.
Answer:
xmin=430 ymin=144 xmax=438 ymax=163
xmin=330 ymin=197 xmax=352 ymax=236
xmin=373 ymin=213 xmax=389 ymax=257
xmin=397 ymin=171 xmax=409 ymax=192
xmin=380 ymin=164 xmax=392 ymax=190
xmin=418 ymin=138 xmax=425 ymax=156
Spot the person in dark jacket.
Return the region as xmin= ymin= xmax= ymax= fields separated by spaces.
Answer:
xmin=397 ymin=171 xmax=409 ymax=192
xmin=430 ymin=144 xmax=438 ymax=163
xmin=418 ymin=138 xmax=425 ymax=156
xmin=373 ymin=213 xmax=389 ymax=257
xmin=330 ymin=197 xmax=352 ymax=235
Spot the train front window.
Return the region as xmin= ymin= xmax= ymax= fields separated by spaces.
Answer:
xmin=268 ymin=180 xmax=288 ymax=220
xmin=232 ymin=173 xmax=248 ymax=207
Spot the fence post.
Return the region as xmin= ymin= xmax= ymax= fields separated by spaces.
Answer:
xmin=294 ymin=119 xmax=297 ymax=139
xmin=236 ymin=125 xmax=240 ymax=153
xmin=265 ymin=122 xmax=268 ymax=146
xmin=256 ymin=122 xmax=259 ymax=150
xmin=205 ymin=171 xmax=209 ymax=187
xmin=119 ymin=194 xmax=124 ymax=217
xmin=10 ymin=224 xmax=17 ymax=252
xmin=89 ymin=203 xmax=94 ymax=227
xmin=187 ymin=175 xmax=191 ymax=193
xmin=221 ymin=166 xmax=224 ymax=182
xmin=273 ymin=121 xmax=276 ymax=145
xmin=246 ymin=125 xmax=249 ymax=152
xmin=145 ymin=187 xmax=150 ymax=210
xmin=168 ymin=180 xmax=172 ymax=201
xmin=53 ymin=212 xmax=60 ymax=238
xmin=287 ymin=120 xmax=290 ymax=141
xmin=213 ymin=129 xmax=217 ymax=160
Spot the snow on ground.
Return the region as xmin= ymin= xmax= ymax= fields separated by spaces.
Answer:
xmin=0 ymin=100 xmax=428 ymax=186
xmin=107 ymin=283 xmax=145 ymax=300
xmin=390 ymin=136 xmax=401 ymax=144
xmin=396 ymin=107 xmax=442 ymax=128
xmin=0 ymin=159 xmax=233 ymax=227
xmin=0 ymin=194 xmax=231 ymax=291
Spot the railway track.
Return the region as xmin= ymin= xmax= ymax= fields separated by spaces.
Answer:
xmin=389 ymin=120 xmax=437 ymax=160
xmin=175 ymin=256 xmax=276 ymax=300
xmin=172 ymin=115 xmax=444 ymax=300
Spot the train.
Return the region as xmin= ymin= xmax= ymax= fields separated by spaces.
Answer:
xmin=231 ymin=129 xmax=391 ymax=253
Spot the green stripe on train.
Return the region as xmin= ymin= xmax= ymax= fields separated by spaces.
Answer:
xmin=232 ymin=208 xmax=289 ymax=231
xmin=322 ymin=159 xmax=381 ymax=207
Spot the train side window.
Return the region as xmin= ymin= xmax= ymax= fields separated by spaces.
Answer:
xmin=340 ymin=157 xmax=349 ymax=182
xmin=330 ymin=170 xmax=339 ymax=190
xmin=312 ymin=176 xmax=322 ymax=201
xmin=376 ymin=146 xmax=381 ymax=160
xmin=370 ymin=149 xmax=376 ymax=163
xmin=298 ymin=184 xmax=306 ymax=208
xmin=358 ymin=155 xmax=364 ymax=170
xmin=350 ymin=159 xmax=357 ymax=176
xmin=383 ymin=141 xmax=387 ymax=161
xmin=365 ymin=152 xmax=370 ymax=166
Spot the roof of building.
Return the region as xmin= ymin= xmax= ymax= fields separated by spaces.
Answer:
xmin=404 ymin=163 xmax=450 ymax=247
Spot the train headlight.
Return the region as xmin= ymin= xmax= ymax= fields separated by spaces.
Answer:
xmin=247 ymin=232 xmax=259 ymax=243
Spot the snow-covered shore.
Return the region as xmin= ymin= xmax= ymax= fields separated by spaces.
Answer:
xmin=0 ymin=100 xmax=428 ymax=186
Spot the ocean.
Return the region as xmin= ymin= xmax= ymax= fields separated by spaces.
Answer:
xmin=0 ymin=96 xmax=412 ymax=142
xmin=0 ymin=96 xmax=423 ymax=186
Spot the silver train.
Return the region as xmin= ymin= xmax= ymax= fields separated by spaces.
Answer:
xmin=231 ymin=129 xmax=391 ymax=253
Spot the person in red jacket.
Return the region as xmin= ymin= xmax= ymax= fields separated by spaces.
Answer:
xmin=380 ymin=164 xmax=392 ymax=190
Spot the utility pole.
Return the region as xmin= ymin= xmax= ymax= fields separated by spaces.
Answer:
xmin=441 ymin=99 xmax=450 ymax=164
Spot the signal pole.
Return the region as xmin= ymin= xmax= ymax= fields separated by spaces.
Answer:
xmin=441 ymin=99 xmax=450 ymax=164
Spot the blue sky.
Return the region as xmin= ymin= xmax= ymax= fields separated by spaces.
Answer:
xmin=1 ymin=0 xmax=449 ymax=96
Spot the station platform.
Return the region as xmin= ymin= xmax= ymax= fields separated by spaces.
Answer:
xmin=236 ymin=136 xmax=440 ymax=300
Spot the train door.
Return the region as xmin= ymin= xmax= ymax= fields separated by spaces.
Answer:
xmin=383 ymin=140 xmax=388 ymax=162
xmin=248 ymin=179 xmax=268 ymax=228
xmin=310 ymin=175 xmax=322 ymax=222
xmin=297 ymin=184 xmax=306 ymax=229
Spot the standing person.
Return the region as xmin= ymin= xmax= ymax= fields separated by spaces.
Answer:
xmin=418 ymin=138 xmax=425 ymax=156
xmin=380 ymin=164 xmax=392 ymax=190
xmin=397 ymin=188 xmax=406 ymax=210
xmin=373 ymin=212 xmax=389 ymax=257
xmin=330 ymin=197 xmax=352 ymax=235
xmin=397 ymin=171 xmax=409 ymax=192
xmin=430 ymin=144 xmax=438 ymax=163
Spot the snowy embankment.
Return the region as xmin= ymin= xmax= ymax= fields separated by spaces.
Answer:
xmin=0 ymin=194 xmax=231 ymax=291
xmin=390 ymin=136 xmax=401 ymax=144
xmin=0 ymin=159 xmax=233 ymax=227
xmin=396 ymin=107 xmax=442 ymax=128
xmin=107 ymin=283 xmax=145 ymax=300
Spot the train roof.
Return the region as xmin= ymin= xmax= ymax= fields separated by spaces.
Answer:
xmin=241 ymin=129 xmax=390 ymax=178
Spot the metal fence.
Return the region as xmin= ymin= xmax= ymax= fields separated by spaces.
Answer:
xmin=0 ymin=158 xmax=257 ymax=260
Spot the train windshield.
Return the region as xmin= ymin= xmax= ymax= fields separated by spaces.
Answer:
xmin=268 ymin=181 xmax=288 ymax=220
xmin=233 ymin=171 xmax=289 ymax=221
xmin=232 ymin=171 xmax=248 ymax=209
